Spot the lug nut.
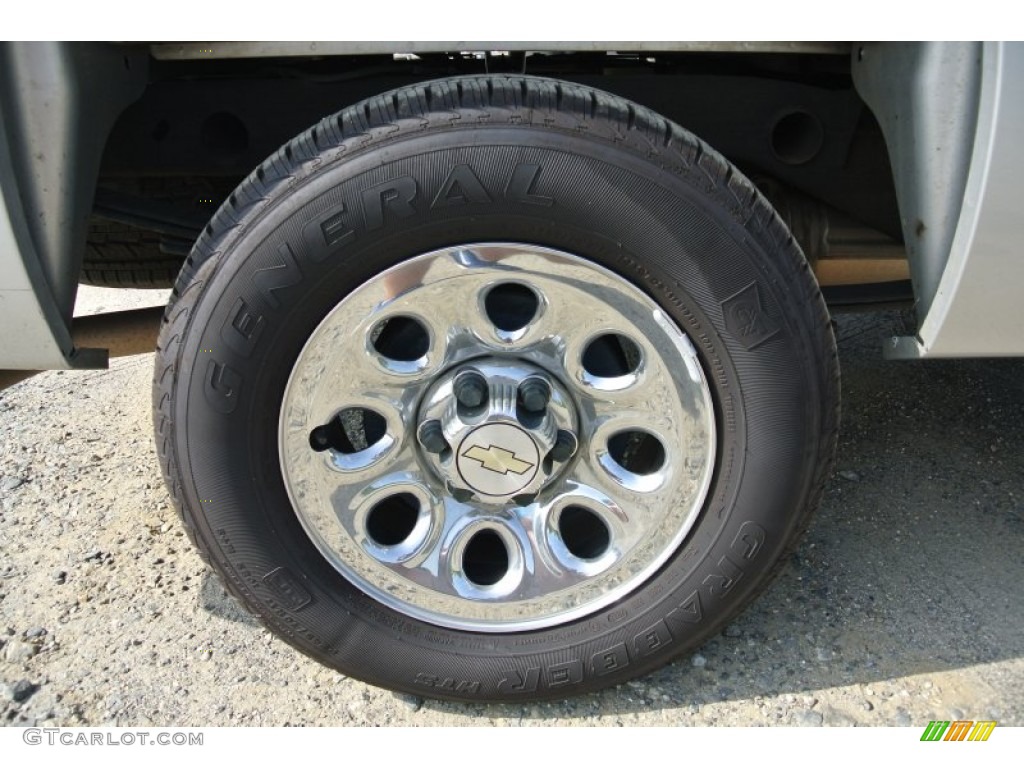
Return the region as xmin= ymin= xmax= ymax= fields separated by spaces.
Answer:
xmin=519 ymin=377 xmax=550 ymax=413
xmin=417 ymin=420 xmax=447 ymax=454
xmin=453 ymin=370 xmax=488 ymax=409
xmin=445 ymin=480 xmax=474 ymax=503
xmin=550 ymin=430 xmax=578 ymax=462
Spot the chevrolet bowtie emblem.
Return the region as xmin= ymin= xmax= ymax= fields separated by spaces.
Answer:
xmin=461 ymin=444 xmax=535 ymax=475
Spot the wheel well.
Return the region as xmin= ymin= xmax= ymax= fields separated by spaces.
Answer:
xmin=89 ymin=46 xmax=906 ymax=300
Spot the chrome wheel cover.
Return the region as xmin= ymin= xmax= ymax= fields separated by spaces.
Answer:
xmin=279 ymin=244 xmax=716 ymax=632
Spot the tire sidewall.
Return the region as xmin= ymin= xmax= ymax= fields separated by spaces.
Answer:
xmin=171 ymin=126 xmax=824 ymax=699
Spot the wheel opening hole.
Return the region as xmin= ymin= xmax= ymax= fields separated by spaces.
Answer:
xmin=582 ymin=333 xmax=642 ymax=378
xmin=608 ymin=430 xmax=666 ymax=475
xmin=309 ymin=407 xmax=387 ymax=453
xmin=462 ymin=530 xmax=509 ymax=586
xmin=200 ymin=111 xmax=249 ymax=157
xmin=770 ymin=110 xmax=824 ymax=166
xmin=151 ymin=119 xmax=170 ymax=142
xmin=366 ymin=493 xmax=420 ymax=547
xmin=484 ymin=282 xmax=540 ymax=332
xmin=559 ymin=506 xmax=610 ymax=560
xmin=371 ymin=315 xmax=430 ymax=362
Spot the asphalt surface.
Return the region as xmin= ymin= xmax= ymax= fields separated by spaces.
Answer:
xmin=0 ymin=287 xmax=1021 ymax=726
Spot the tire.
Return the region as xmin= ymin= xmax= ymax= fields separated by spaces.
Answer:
xmin=81 ymin=220 xmax=185 ymax=288
xmin=154 ymin=75 xmax=838 ymax=702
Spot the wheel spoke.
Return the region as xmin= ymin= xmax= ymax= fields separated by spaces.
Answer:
xmin=561 ymin=459 xmax=665 ymax=542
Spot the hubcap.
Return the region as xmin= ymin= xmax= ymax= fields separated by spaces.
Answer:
xmin=279 ymin=244 xmax=716 ymax=631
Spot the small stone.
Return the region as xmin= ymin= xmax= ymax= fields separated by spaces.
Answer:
xmin=860 ymin=699 xmax=874 ymax=712
xmin=12 ymin=679 xmax=37 ymax=703
xmin=691 ymin=653 xmax=707 ymax=668
xmin=815 ymin=647 xmax=835 ymax=662
xmin=395 ymin=693 xmax=423 ymax=712
xmin=838 ymin=470 xmax=862 ymax=482
xmin=4 ymin=640 xmax=37 ymax=663
xmin=792 ymin=710 xmax=823 ymax=727
xmin=23 ymin=628 xmax=46 ymax=639
xmin=1 ymin=477 xmax=24 ymax=491
xmin=53 ymin=570 xmax=67 ymax=585
xmin=950 ymin=707 xmax=965 ymax=720
xmin=893 ymin=709 xmax=913 ymax=727
xmin=821 ymin=706 xmax=857 ymax=726
xmin=722 ymin=624 xmax=743 ymax=638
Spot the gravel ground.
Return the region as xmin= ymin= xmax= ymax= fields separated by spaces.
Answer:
xmin=0 ymin=286 xmax=1021 ymax=727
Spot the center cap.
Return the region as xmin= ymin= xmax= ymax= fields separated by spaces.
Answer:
xmin=415 ymin=357 xmax=580 ymax=504
xmin=457 ymin=424 xmax=540 ymax=497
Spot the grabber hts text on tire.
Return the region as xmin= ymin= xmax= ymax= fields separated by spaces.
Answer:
xmin=153 ymin=74 xmax=839 ymax=702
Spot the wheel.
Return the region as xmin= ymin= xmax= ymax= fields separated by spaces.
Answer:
xmin=154 ymin=75 xmax=838 ymax=701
